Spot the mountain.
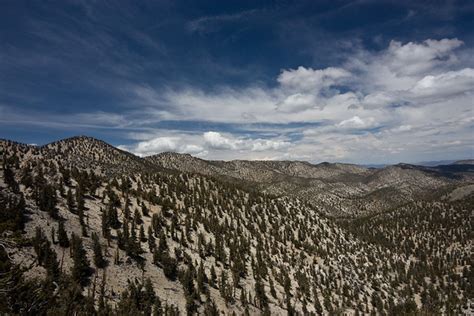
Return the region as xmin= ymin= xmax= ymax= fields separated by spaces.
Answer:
xmin=452 ymin=159 xmax=474 ymax=165
xmin=412 ymin=159 xmax=459 ymax=166
xmin=41 ymin=136 xmax=159 ymax=176
xmin=147 ymin=153 xmax=473 ymax=217
xmin=0 ymin=136 xmax=472 ymax=315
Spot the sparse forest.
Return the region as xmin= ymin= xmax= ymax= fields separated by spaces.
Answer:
xmin=0 ymin=137 xmax=472 ymax=315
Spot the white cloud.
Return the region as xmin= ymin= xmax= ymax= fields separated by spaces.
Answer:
xmin=276 ymin=93 xmax=317 ymax=113
xmin=410 ymin=68 xmax=474 ymax=98
xmin=131 ymin=38 xmax=469 ymax=129
xmin=383 ymin=38 xmax=463 ymax=76
xmin=277 ymin=66 xmax=351 ymax=92
xmin=349 ymin=38 xmax=465 ymax=92
xmin=361 ymin=92 xmax=400 ymax=109
xmin=204 ymin=131 xmax=290 ymax=151
xmin=5 ymin=37 xmax=468 ymax=164
xmin=119 ymin=131 xmax=291 ymax=159
xmin=119 ymin=38 xmax=472 ymax=163
xmin=337 ymin=116 xmax=376 ymax=129
xmin=119 ymin=136 xmax=206 ymax=157
xmin=204 ymin=131 xmax=238 ymax=150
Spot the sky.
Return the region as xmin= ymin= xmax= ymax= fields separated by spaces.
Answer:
xmin=1 ymin=0 xmax=473 ymax=164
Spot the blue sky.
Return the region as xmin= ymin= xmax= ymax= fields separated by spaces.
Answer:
xmin=1 ymin=0 xmax=473 ymax=163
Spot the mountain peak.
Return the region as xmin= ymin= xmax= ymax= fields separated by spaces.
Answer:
xmin=37 ymin=136 xmax=153 ymax=176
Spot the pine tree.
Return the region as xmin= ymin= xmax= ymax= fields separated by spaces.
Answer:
xmin=70 ymin=233 xmax=91 ymax=286
xmin=141 ymin=202 xmax=149 ymax=217
xmin=0 ymin=194 xmax=26 ymax=233
xmin=210 ymin=265 xmax=217 ymax=288
xmin=157 ymin=252 xmax=177 ymax=281
xmin=37 ymin=184 xmax=58 ymax=219
xmin=98 ymin=270 xmax=111 ymax=315
xmin=220 ymin=271 xmax=232 ymax=303
xmin=203 ymin=298 xmax=219 ymax=316
xmin=108 ymin=205 xmax=121 ymax=229
xmin=134 ymin=208 xmax=142 ymax=225
xmin=4 ymin=164 xmax=19 ymax=193
xmin=32 ymin=227 xmax=60 ymax=280
xmin=182 ymin=265 xmax=197 ymax=315
xmin=143 ymin=278 xmax=156 ymax=315
xmin=67 ymin=188 xmax=75 ymax=213
xmin=101 ymin=208 xmax=111 ymax=241
xmin=76 ymin=186 xmax=85 ymax=215
xmin=197 ymin=261 xmax=207 ymax=294
xmin=92 ymin=232 xmax=106 ymax=269
xmin=255 ymin=275 xmax=268 ymax=309
xmin=158 ymin=230 xmax=168 ymax=253
xmin=139 ymin=224 xmax=146 ymax=242
xmin=57 ymin=221 xmax=69 ymax=247
xmin=148 ymin=226 xmax=156 ymax=253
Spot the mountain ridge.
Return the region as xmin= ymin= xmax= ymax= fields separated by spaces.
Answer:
xmin=3 ymin=135 xmax=471 ymax=170
xmin=3 ymin=136 xmax=473 ymax=217
xmin=145 ymin=145 xmax=473 ymax=217
xmin=0 ymin=135 xmax=472 ymax=315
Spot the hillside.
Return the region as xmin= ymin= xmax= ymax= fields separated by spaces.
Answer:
xmin=147 ymin=153 xmax=473 ymax=217
xmin=42 ymin=136 xmax=159 ymax=176
xmin=0 ymin=136 xmax=472 ymax=315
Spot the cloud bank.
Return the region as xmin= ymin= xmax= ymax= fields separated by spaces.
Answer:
xmin=1 ymin=36 xmax=472 ymax=163
xmin=115 ymin=38 xmax=472 ymax=163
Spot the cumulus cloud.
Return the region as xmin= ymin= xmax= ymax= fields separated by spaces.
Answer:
xmin=383 ymin=38 xmax=463 ymax=76
xmin=203 ymin=131 xmax=290 ymax=151
xmin=203 ymin=131 xmax=238 ymax=150
xmin=350 ymin=38 xmax=466 ymax=92
xmin=410 ymin=68 xmax=474 ymax=98
xmin=277 ymin=66 xmax=351 ymax=91
xmin=119 ymin=131 xmax=291 ymax=159
xmin=119 ymin=136 xmax=207 ymax=157
xmin=111 ymin=38 xmax=474 ymax=163
xmin=276 ymin=93 xmax=317 ymax=113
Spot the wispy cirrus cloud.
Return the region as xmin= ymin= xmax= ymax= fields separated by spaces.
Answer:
xmin=187 ymin=9 xmax=260 ymax=34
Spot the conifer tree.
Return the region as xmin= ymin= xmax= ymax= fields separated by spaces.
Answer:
xmin=139 ymin=224 xmax=146 ymax=242
xmin=148 ymin=226 xmax=156 ymax=253
xmin=141 ymin=202 xmax=149 ymax=217
xmin=37 ymin=184 xmax=58 ymax=219
xmin=57 ymin=221 xmax=69 ymax=247
xmin=181 ymin=265 xmax=197 ymax=315
xmin=210 ymin=265 xmax=217 ymax=288
xmin=76 ymin=185 xmax=85 ymax=215
xmin=255 ymin=275 xmax=268 ymax=309
xmin=144 ymin=278 xmax=156 ymax=315
xmin=92 ymin=232 xmax=106 ymax=269
xmin=4 ymin=164 xmax=19 ymax=193
xmin=33 ymin=227 xmax=60 ymax=280
xmin=70 ymin=233 xmax=91 ymax=286
xmin=67 ymin=188 xmax=75 ymax=213
xmin=197 ymin=261 xmax=207 ymax=294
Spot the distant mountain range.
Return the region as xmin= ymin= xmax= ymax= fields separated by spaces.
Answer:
xmin=364 ymin=159 xmax=473 ymax=168
xmin=147 ymin=151 xmax=473 ymax=217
